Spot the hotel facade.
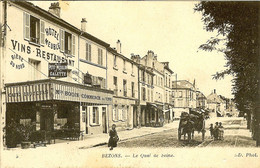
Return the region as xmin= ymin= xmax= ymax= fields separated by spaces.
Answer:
xmin=0 ymin=1 xmax=176 ymax=147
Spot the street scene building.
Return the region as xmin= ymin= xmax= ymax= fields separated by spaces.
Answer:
xmin=1 ymin=1 xmax=260 ymax=168
xmin=171 ymin=80 xmax=197 ymax=118
xmin=107 ymin=41 xmax=139 ymax=131
xmin=2 ymin=2 xmax=259 ymax=162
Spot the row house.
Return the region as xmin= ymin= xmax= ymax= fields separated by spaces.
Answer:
xmin=131 ymin=50 xmax=174 ymax=127
xmin=1 ymin=1 xmax=114 ymax=147
xmin=107 ymin=40 xmax=139 ymax=131
xmin=196 ymin=91 xmax=207 ymax=110
xmin=206 ymin=89 xmax=226 ymax=117
xmin=162 ymin=62 xmax=174 ymax=123
xmin=172 ymin=80 xmax=197 ymax=118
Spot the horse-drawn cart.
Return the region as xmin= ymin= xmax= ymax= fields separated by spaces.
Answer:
xmin=178 ymin=112 xmax=205 ymax=142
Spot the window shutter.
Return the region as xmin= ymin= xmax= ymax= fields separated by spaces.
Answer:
xmin=98 ymin=49 xmax=100 ymax=65
xmin=96 ymin=107 xmax=99 ymax=124
xmin=23 ymin=12 xmax=30 ymax=40
xmin=40 ymin=20 xmax=45 ymax=45
xmin=60 ymin=29 xmax=64 ymax=52
xmin=72 ymin=35 xmax=75 ymax=56
xmin=100 ymin=50 xmax=103 ymax=65
xmin=89 ymin=44 xmax=91 ymax=62
xmin=86 ymin=43 xmax=88 ymax=60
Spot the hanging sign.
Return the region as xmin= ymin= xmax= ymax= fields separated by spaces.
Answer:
xmin=48 ymin=62 xmax=67 ymax=77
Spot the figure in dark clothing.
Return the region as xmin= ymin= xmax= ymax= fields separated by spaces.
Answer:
xmin=213 ymin=122 xmax=219 ymax=140
xmin=108 ymin=124 xmax=119 ymax=150
xmin=209 ymin=123 xmax=214 ymax=139
xmin=218 ymin=122 xmax=224 ymax=140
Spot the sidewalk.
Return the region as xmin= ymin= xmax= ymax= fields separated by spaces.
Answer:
xmin=198 ymin=117 xmax=253 ymax=147
xmin=3 ymin=121 xmax=179 ymax=151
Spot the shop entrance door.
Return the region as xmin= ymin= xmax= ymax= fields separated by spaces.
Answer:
xmin=40 ymin=104 xmax=54 ymax=131
xmin=102 ymin=107 xmax=107 ymax=133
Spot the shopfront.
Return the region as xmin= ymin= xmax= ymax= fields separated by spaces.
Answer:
xmin=5 ymin=79 xmax=113 ymax=146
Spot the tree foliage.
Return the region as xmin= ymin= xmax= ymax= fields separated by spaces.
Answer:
xmin=194 ymin=2 xmax=259 ymax=117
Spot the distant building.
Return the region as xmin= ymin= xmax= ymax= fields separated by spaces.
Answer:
xmin=207 ymin=89 xmax=226 ymax=117
xmin=172 ymin=80 xmax=197 ymax=118
xmin=196 ymin=91 xmax=207 ymax=109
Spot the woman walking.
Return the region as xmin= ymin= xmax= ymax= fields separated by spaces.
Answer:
xmin=108 ymin=124 xmax=119 ymax=150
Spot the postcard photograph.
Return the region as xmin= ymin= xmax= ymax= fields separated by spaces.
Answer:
xmin=0 ymin=1 xmax=260 ymax=168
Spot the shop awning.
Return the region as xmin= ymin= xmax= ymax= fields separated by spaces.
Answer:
xmin=5 ymin=79 xmax=113 ymax=105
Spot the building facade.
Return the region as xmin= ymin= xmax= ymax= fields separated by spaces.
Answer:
xmin=1 ymin=1 xmax=114 ymax=147
xmin=106 ymin=41 xmax=139 ymax=131
xmin=172 ymin=80 xmax=197 ymax=118
xmin=196 ymin=91 xmax=207 ymax=109
xmin=207 ymin=90 xmax=225 ymax=117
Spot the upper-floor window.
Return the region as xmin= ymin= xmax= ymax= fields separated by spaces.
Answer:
xmin=24 ymin=13 xmax=45 ymax=45
xmin=131 ymin=63 xmax=134 ymax=74
xmin=123 ymin=60 xmax=126 ymax=71
xmin=169 ymin=75 xmax=171 ymax=87
xmin=98 ymin=48 xmax=103 ymax=66
xmin=123 ymin=79 xmax=127 ymax=97
xmin=113 ymin=55 xmax=117 ymax=67
xmin=179 ymin=91 xmax=183 ymax=98
xmin=165 ymin=75 xmax=168 ymax=87
xmin=131 ymin=82 xmax=135 ymax=98
xmin=141 ymin=70 xmax=145 ymax=82
xmin=142 ymin=87 xmax=146 ymax=101
xmin=86 ymin=43 xmax=91 ymax=62
xmin=113 ymin=76 xmax=118 ymax=95
xmin=60 ymin=29 xmax=75 ymax=56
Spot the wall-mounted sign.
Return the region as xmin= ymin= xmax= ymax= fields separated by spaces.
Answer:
xmin=48 ymin=63 xmax=67 ymax=77
xmin=6 ymin=80 xmax=113 ymax=105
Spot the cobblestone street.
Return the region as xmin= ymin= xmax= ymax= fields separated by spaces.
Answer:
xmin=96 ymin=117 xmax=256 ymax=148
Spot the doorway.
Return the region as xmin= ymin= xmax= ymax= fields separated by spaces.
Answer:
xmin=102 ymin=107 xmax=107 ymax=133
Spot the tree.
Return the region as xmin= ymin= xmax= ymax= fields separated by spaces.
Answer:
xmin=194 ymin=2 xmax=260 ymax=145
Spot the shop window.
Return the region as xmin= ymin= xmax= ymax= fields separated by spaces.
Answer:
xmin=23 ymin=12 xmax=45 ymax=45
xmin=86 ymin=42 xmax=91 ymax=62
xmin=60 ymin=29 xmax=75 ymax=56
xmin=58 ymin=105 xmax=69 ymax=118
xmin=98 ymin=48 xmax=103 ymax=66
xmin=92 ymin=107 xmax=99 ymax=124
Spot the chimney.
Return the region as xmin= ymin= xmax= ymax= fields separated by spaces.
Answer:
xmin=214 ymin=89 xmax=216 ymax=94
xmin=81 ymin=18 xmax=87 ymax=32
xmin=117 ymin=40 xmax=121 ymax=53
xmin=48 ymin=2 xmax=61 ymax=17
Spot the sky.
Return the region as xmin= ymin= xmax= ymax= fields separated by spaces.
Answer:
xmin=31 ymin=1 xmax=234 ymax=98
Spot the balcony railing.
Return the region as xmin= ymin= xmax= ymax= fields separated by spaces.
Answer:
xmin=30 ymin=37 xmax=40 ymax=44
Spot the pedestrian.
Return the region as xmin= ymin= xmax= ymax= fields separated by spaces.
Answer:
xmin=209 ymin=123 xmax=214 ymax=139
xmin=108 ymin=124 xmax=119 ymax=150
xmin=213 ymin=122 xmax=219 ymax=140
xmin=218 ymin=122 xmax=224 ymax=140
